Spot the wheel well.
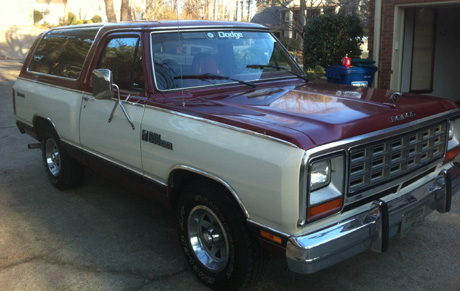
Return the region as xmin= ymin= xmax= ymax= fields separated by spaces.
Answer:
xmin=33 ymin=117 xmax=56 ymax=142
xmin=168 ymin=169 xmax=248 ymax=218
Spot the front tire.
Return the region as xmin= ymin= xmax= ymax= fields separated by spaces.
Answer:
xmin=41 ymin=128 xmax=84 ymax=190
xmin=178 ymin=180 xmax=266 ymax=290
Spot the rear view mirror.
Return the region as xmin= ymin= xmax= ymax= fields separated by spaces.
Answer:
xmin=92 ymin=69 xmax=113 ymax=100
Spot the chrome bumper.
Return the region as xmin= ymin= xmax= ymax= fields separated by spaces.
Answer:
xmin=286 ymin=163 xmax=460 ymax=274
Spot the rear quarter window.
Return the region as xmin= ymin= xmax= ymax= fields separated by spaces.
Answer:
xmin=28 ymin=27 xmax=100 ymax=79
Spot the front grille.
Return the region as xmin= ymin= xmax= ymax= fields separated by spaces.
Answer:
xmin=348 ymin=121 xmax=448 ymax=195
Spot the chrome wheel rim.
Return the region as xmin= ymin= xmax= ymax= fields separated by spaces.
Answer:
xmin=188 ymin=205 xmax=229 ymax=272
xmin=45 ymin=138 xmax=61 ymax=177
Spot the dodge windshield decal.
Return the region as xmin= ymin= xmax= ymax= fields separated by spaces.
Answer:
xmin=217 ymin=31 xmax=244 ymax=39
xmin=142 ymin=130 xmax=173 ymax=150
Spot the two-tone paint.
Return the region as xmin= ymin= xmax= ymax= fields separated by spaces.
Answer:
xmin=13 ymin=21 xmax=460 ymax=275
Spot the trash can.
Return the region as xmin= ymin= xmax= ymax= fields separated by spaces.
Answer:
xmin=351 ymin=58 xmax=378 ymax=69
xmin=325 ymin=65 xmax=377 ymax=87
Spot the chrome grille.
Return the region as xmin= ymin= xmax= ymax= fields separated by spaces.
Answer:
xmin=348 ymin=122 xmax=447 ymax=195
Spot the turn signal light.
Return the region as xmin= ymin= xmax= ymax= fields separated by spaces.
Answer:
xmin=307 ymin=197 xmax=343 ymax=222
xmin=260 ymin=230 xmax=282 ymax=244
xmin=445 ymin=146 xmax=460 ymax=163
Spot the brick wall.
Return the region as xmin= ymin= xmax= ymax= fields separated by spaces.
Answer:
xmin=368 ymin=0 xmax=453 ymax=89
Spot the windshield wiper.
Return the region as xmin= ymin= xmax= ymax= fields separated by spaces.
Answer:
xmin=175 ymin=73 xmax=256 ymax=88
xmin=246 ymin=64 xmax=309 ymax=83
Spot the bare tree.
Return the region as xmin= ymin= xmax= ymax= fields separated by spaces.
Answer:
xmin=285 ymin=0 xmax=336 ymax=39
xmin=256 ymin=0 xmax=367 ymax=40
xmin=183 ymin=0 xmax=204 ymax=19
xmin=182 ymin=0 xmax=230 ymax=20
xmin=143 ymin=0 xmax=177 ymax=20
xmin=104 ymin=0 xmax=117 ymax=22
xmin=120 ymin=0 xmax=133 ymax=21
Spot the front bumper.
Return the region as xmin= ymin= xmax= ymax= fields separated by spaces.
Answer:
xmin=286 ymin=162 xmax=460 ymax=274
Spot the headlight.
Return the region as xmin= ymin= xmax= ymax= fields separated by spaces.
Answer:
xmin=445 ymin=117 xmax=460 ymax=163
xmin=310 ymin=160 xmax=331 ymax=191
xmin=306 ymin=154 xmax=345 ymax=222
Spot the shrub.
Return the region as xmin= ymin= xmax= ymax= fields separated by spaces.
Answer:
xmin=279 ymin=37 xmax=301 ymax=52
xmin=34 ymin=10 xmax=44 ymax=24
xmin=67 ymin=12 xmax=78 ymax=25
xmin=91 ymin=15 xmax=103 ymax=23
xmin=303 ymin=13 xmax=363 ymax=70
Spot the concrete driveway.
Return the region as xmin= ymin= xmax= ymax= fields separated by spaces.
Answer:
xmin=1 ymin=59 xmax=459 ymax=290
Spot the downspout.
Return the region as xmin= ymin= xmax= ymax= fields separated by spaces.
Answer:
xmin=372 ymin=0 xmax=382 ymax=88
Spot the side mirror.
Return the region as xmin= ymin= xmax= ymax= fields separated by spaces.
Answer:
xmin=92 ymin=69 xmax=114 ymax=100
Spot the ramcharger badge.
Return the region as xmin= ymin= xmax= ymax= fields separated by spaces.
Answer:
xmin=389 ymin=111 xmax=416 ymax=123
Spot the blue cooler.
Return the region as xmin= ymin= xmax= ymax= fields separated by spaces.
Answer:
xmin=325 ymin=65 xmax=377 ymax=87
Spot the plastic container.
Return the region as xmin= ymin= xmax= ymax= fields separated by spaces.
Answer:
xmin=341 ymin=55 xmax=351 ymax=67
xmin=351 ymin=58 xmax=378 ymax=70
xmin=325 ymin=65 xmax=377 ymax=87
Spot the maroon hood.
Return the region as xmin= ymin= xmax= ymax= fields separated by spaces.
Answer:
xmin=158 ymin=82 xmax=459 ymax=150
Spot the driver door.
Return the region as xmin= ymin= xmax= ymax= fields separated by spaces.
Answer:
xmin=80 ymin=34 xmax=146 ymax=173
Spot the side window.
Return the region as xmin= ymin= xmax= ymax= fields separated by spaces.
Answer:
xmin=97 ymin=37 xmax=144 ymax=91
xmin=28 ymin=28 xmax=99 ymax=79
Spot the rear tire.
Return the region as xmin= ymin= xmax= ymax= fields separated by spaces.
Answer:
xmin=41 ymin=128 xmax=84 ymax=190
xmin=178 ymin=180 xmax=266 ymax=290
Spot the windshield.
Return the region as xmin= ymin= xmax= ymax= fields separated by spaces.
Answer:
xmin=151 ymin=30 xmax=303 ymax=91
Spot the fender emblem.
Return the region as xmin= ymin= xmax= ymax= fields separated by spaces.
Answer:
xmin=389 ymin=111 xmax=416 ymax=123
xmin=142 ymin=130 xmax=173 ymax=150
